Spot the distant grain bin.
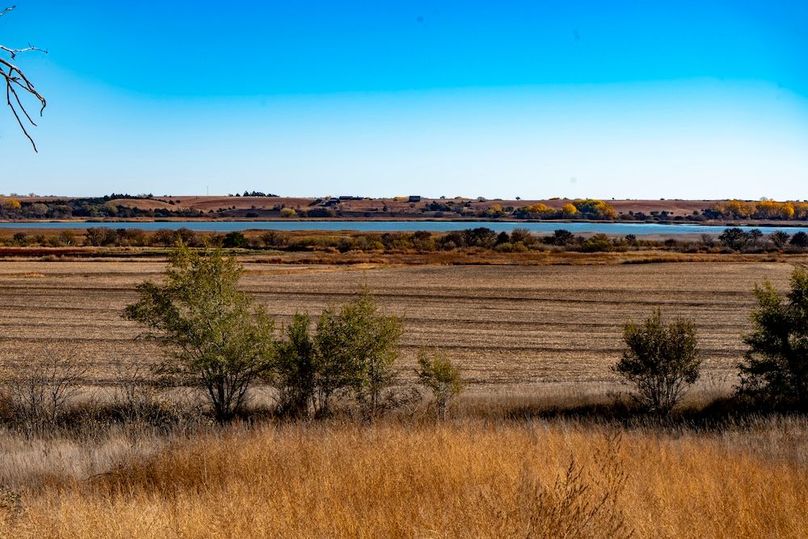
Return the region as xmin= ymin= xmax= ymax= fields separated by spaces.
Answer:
xmin=408 ymin=195 xmax=422 ymax=203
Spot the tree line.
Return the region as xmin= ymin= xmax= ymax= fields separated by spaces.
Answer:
xmin=125 ymin=244 xmax=808 ymax=421
xmin=5 ymin=226 xmax=808 ymax=254
xmin=1 ymin=243 xmax=805 ymax=428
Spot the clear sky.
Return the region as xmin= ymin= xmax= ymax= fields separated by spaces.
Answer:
xmin=1 ymin=0 xmax=807 ymax=199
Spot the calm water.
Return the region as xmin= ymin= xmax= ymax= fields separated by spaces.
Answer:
xmin=0 ymin=220 xmax=806 ymax=236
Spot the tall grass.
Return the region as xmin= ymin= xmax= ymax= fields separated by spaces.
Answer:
xmin=1 ymin=418 xmax=806 ymax=538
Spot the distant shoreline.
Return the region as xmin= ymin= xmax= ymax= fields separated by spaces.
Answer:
xmin=2 ymin=217 xmax=808 ymax=228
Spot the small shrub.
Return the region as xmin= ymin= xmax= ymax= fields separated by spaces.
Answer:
xmin=274 ymin=314 xmax=317 ymax=418
xmin=0 ymin=345 xmax=87 ymax=435
xmin=612 ymin=309 xmax=701 ymax=415
xmin=581 ymin=234 xmax=612 ymax=253
xmin=770 ymin=231 xmax=791 ymax=250
xmin=222 ymin=231 xmax=249 ymax=248
xmin=416 ymin=351 xmax=463 ymax=420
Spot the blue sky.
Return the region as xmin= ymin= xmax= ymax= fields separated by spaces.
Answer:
xmin=1 ymin=0 xmax=807 ymax=198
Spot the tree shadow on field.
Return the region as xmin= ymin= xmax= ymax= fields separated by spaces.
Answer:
xmin=504 ymin=394 xmax=808 ymax=433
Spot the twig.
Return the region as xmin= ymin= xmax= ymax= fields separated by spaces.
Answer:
xmin=1 ymin=5 xmax=47 ymax=151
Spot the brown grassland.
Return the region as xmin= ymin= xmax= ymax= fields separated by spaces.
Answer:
xmin=1 ymin=419 xmax=807 ymax=538
xmin=1 ymin=253 xmax=807 ymax=537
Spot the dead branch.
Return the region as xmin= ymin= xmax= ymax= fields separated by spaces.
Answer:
xmin=1 ymin=5 xmax=47 ymax=151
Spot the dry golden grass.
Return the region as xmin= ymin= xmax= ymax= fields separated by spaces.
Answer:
xmin=0 ymin=419 xmax=805 ymax=538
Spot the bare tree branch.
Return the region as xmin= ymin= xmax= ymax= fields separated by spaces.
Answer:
xmin=1 ymin=5 xmax=47 ymax=152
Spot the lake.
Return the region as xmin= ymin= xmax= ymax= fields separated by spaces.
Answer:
xmin=0 ymin=220 xmax=806 ymax=236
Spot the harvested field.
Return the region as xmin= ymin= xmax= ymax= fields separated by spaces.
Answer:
xmin=0 ymin=258 xmax=798 ymax=391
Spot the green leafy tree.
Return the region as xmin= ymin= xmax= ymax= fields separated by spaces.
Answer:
xmin=314 ymin=291 xmax=402 ymax=418
xmin=612 ymin=309 xmax=701 ymax=414
xmin=222 ymin=231 xmax=249 ymax=248
xmin=124 ymin=243 xmax=275 ymax=422
xmin=738 ymin=267 xmax=808 ymax=408
xmin=416 ymin=350 xmax=463 ymax=420
xmin=274 ymin=313 xmax=317 ymax=418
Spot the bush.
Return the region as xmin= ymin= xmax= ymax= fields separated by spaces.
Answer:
xmin=314 ymin=292 xmax=402 ymax=418
xmin=737 ymin=267 xmax=808 ymax=408
xmin=791 ymin=232 xmax=808 ymax=249
xmin=9 ymin=232 xmax=27 ymax=247
xmin=124 ymin=244 xmax=276 ymax=422
xmin=581 ymin=234 xmax=612 ymax=252
xmin=273 ymin=314 xmax=317 ymax=418
xmin=462 ymin=227 xmax=497 ymax=248
xmin=612 ymin=310 xmax=701 ymax=415
xmin=222 ymin=231 xmax=249 ymax=249
xmin=547 ymin=229 xmax=575 ymax=246
xmin=416 ymin=351 xmax=463 ymax=419
xmin=718 ymin=228 xmax=750 ymax=251
xmin=0 ymin=345 xmax=87 ymax=435
xmin=770 ymin=231 xmax=791 ymax=250
xmin=260 ymin=231 xmax=287 ymax=248
xmin=150 ymin=229 xmax=178 ymax=247
xmin=85 ymin=227 xmax=118 ymax=247
xmin=510 ymin=228 xmax=535 ymax=247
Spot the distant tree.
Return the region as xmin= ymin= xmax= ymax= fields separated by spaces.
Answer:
xmin=581 ymin=233 xmax=613 ymax=253
xmin=791 ymin=232 xmax=808 ymax=249
xmin=1 ymin=197 xmax=21 ymax=210
xmin=53 ymin=229 xmax=76 ymax=247
xmin=260 ymin=231 xmax=287 ymax=248
xmin=222 ymin=231 xmax=249 ymax=248
xmin=510 ymin=228 xmax=534 ymax=246
xmin=561 ymin=203 xmax=578 ymax=217
xmin=462 ymin=227 xmax=497 ymax=248
xmin=549 ymin=229 xmax=575 ymax=246
xmin=612 ymin=309 xmax=701 ymax=415
xmin=9 ymin=231 xmax=27 ymax=246
xmin=699 ymin=234 xmax=716 ymax=249
xmin=770 ymin=231 xmax=791 ymax=250
xmin=124 ymin=244 xmax=276 ymax=422
xmin=1 ymin=6 xmax=47 ymax=151
xmin=737 ymin=267 xmax=808 ymax=408
xmin=416 ymin=350 xmax=463 ymax=420
xmin=718 ymin=228 xmax=750 ymax=251
xmin=749 ymin=229 xmax=764 ymax=247
xmin=84 ymin=227 xmax=118 ymax=247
